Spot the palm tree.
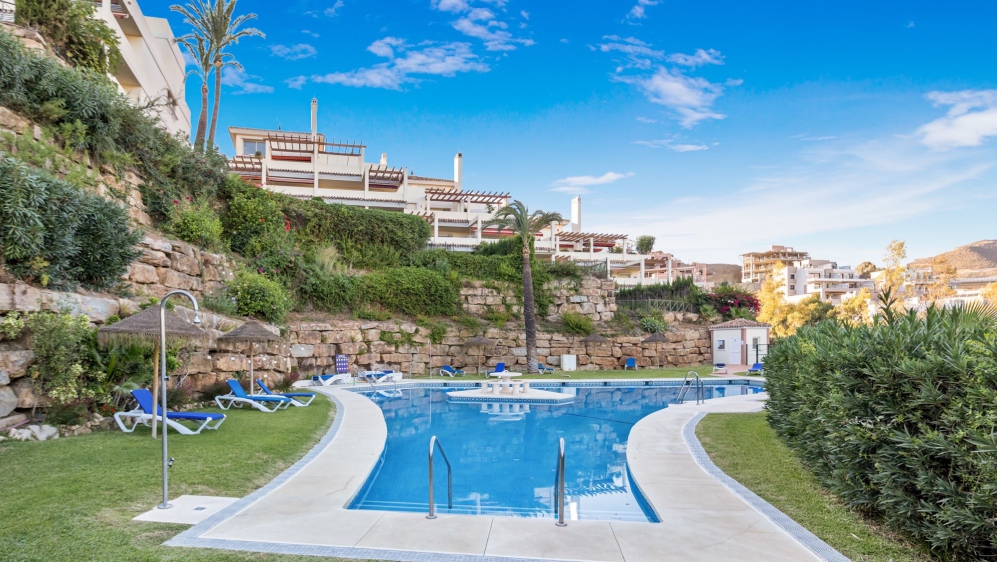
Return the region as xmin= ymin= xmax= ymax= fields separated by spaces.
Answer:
xmin=171 ymin=0 xmax=214 ymax=151
xmin=202 ymin=0 xmax=263 ymax=151
xmin=484 ymin=201 xmax=563 ymax=373
xmin=171 ymin=0 xmax=263 ymax=152
xmin=176 ymin=33 xmax=213 ymax=153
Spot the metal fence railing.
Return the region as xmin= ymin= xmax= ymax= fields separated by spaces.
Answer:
xmin=615 ymin=298 xmax=697 ymax=313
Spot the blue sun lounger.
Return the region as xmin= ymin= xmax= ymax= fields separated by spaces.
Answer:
xmin=439 ymin=365 xmax=465 ymax=377
xmin=114 ymin=389 xmax=226 ymax=435
xmin=215 ymin=380 xmax=292 ymax=412
xmin=256 ymin=379 xmax=316 ymax=406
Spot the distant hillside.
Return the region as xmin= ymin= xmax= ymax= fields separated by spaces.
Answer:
xmin=912 ymin=239 xmax=997 ymax=276
xmin=705 ymin=264 xmax=742 ymax=285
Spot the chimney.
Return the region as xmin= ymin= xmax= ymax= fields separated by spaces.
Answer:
xmin=380 ymin=153 xmax=388 ymax=166
xmin=570 ymin=196 xmax=582 ymax=232
xmin=454 ymin=152 xmax=463 ymax=190
xmin=310 ymin=98 xmax=317 ymax=140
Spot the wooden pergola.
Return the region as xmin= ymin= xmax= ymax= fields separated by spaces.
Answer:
xmin=367 ymin=166 xmax=405 ymax=187
xmin=425 ymin=189 xmax=510 ymax=205
xmin=556 ymin=232 xmax=627 ymax=244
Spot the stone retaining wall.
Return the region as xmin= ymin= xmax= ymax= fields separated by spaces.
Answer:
xmin=459 ymin=278 xmax=616 ymax=322
xmin=123 ymin=235 xmax=236 ymax=300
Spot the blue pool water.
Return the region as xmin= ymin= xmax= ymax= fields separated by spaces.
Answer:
xmin=348 ymin=382 xmax=763 ymax=522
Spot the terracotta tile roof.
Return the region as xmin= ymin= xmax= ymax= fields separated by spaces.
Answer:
xmin=709 ymin=319 xmax=771 ymax=329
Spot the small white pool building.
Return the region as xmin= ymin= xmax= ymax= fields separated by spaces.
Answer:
xmin=709 ymin=319 xmax=771 ymax=366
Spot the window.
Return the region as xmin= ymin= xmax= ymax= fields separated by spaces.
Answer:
xmin=243 ymin=140 xmax=266 ymax=156
xmin=789 ymin=274 xmax=795 ymax=279
xmin=752 ymin=337 xmax=759 ymax=349
xmin=790 ymin=284 xmax=795 ymax=290
xmin=717 ymin=340 xmax=725 ymax=350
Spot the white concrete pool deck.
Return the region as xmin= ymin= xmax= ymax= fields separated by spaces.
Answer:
xmin=167 ymin=382 xmax=841 ymax=562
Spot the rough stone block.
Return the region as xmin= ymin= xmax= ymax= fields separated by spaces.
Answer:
xmin=289 ymin=344 xmax=314 ymax=358
xmin=130 ymin=263 xmax=159 ymax=284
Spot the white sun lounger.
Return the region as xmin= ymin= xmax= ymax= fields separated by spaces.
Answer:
xmin=114 ymin=389 xmax=226 ymax=435
xmin=215 ymin=380 xmax=292 ymax=412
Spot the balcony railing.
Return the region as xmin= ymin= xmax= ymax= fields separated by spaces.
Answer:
xmin=1 ymin=0 xmax=14 ymax=23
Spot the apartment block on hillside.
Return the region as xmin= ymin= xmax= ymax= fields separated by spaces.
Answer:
xmin=781 ymin=259 xmax=874 ymax=305
xmin=741 ymin=245 xmax=810 ymax=284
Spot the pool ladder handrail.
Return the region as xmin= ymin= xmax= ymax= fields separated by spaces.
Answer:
xmin=427 ymin=435 xmax=453 ymax=519
xmin=553 ymin=437 xmax=567 ymax=526
xmin=676 ymin=371 xmax=704 ymax=405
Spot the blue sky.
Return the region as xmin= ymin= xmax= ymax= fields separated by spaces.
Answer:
xmin=162 ymin=0 xmax=997 ymax=266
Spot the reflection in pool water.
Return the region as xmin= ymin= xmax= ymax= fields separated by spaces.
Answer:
xmin=348 ymin=384 xmax=763 ymax=522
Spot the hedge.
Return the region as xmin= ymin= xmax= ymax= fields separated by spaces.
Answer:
xmin=296 ymin=266 xmax=459 ymax=317
xmin=0 ymin=156 xmax=140 ymax=290
xmin=764 ymin=306 xmax=997 ymax=560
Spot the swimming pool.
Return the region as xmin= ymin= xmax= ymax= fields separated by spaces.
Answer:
xmin=348 ymin=381 xmax=764 ymax=522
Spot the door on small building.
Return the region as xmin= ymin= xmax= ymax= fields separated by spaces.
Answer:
xmin=729 ymin=338 xmax=742 ymax=364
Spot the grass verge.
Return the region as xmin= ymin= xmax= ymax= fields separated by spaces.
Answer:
xmin=0 ymin=395 xmax=372 ymax=562
xmin=696 ymin=412 xmax=931 ymax=562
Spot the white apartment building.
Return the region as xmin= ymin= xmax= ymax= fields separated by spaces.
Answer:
xmin=229 ymin=101 xmax=666 ymax=285
xmin=2 ymin=0 xmax=190 ymax=133
xmin=781 ymin=259 xmax=874 ymax=305
xmin=99 ymin=0 xmax=191 ymax=135
xmin=742 ymin=245 xmax=810 ymax=284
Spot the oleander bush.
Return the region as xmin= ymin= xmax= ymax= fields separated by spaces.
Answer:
xmin=0 ymin=156 xmax=140 ymax=290
xmin=764 ymin=302 xmax=997 ymax=560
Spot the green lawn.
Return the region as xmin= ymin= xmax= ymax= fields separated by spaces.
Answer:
xmin=696 ymin=412 xmax=932 ymax=562
xmin=0 ymin=396 xmax=374 ymax=562
xmin=412 ymin=365 xmax=727 ymax=380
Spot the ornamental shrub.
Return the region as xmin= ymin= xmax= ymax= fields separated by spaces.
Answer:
xmin=765 ymin=304 xmax=997 ymax=560
xmin=229 ymin=271 xmax=293 ymax=323
xmin=0 ymin=156 xmax=139 ymax=290
xmin=561 ymin=312 xmax=594 ymax=336
xmin=356 ymin=268 xmax=460 ymax=317
xmin=169 ymin=199 xmax=224 ymax=249
xmin=14 ymin=0 xmax=122 ymax=74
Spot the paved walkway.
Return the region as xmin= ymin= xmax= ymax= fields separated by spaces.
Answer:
xmin=168 ymin=383 xmax=840 ymax=562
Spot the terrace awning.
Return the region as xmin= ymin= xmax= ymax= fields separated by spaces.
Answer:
xmin=556 ymin=232 xmax=627 ymax=243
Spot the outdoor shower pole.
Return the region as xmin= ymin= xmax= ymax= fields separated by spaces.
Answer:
xmin=158 ymin=290 xmax=201 ymax=510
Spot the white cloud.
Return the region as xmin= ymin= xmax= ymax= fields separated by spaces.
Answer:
xmin=634 ymin=139 xmax=710 ymax=152
xmin=550 ymin=172 xmax=634 ymax=194
xmin=666 ymin=48 xmax=723 ymax=68
xmin=627 ymin=0 xmax=658 ymax=20
xmin=221 ymin=67 xmax=273 ymax=94
xmin=520 ymin=10 xmax=528 ymax=19
xmin=916 ymin=89 xmax=997 ymax=150
xmin=311 ymin=38 xmax=488 ymax=90
xmin=270 ymin=43 xmax=317 ymax=60
xmin=285 ymin=75 xmax=307 ymax=89
xmin=432 ymin=0 xmax=534 ymax=51
xmin=324 ymin=0 xmax=344 ymax=17
xmin=620 ymin=67 xmax=730 ymax=127
xmin=589 ymin=133 xmax=993 ymax=262
xmin=636 ymin=116 xmax=657 ymax=123
xmin=301 ymin=29 xmax=320 ymax=38
xmin=597 ymin=36 xmax=663 ymax=69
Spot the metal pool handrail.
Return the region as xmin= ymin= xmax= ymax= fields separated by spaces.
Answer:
xmin=553 ymin=437 xmax=567 ymax=526
xmin=676 ymin=371 xmax=704 ymax=405
xmin=427 ymin=435 xmax=452 ymax=519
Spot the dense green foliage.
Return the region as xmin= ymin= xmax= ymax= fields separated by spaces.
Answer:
xmin=616 ymin=278 xmax=757 ymax=320
xmin=15 ymin=0 xmax=122 ymax=73
xmin=356 ymin=267 xmax=460 ymax=316
xmin=765 ymin=304 xmax=997 ymax=560
xmin=0 ymin=156 xmax=140 ymax=290
xmin=560 ymin=311 xmax=594 ymax=336
xmin=169 ymin=198 xmax=224 ymax=249
xmin=617 ymin=276 xmax=701 ymax=301
xmin=229 ymin=271 xmax=293 ymax=323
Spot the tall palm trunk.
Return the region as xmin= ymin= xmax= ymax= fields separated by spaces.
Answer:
xmin=522 ymin=242 xmax=539 ymax=373
xmin=194 ymin=81 xmax=209 ymax=152
xmin=207 ymin=60 xmax=222 ymax=151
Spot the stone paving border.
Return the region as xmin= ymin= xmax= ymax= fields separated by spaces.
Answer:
xmin=682 ymin=412 xmax=850 ymax=562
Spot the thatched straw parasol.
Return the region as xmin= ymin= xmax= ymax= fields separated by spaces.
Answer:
xmin=642 ymin=332 xmax=668 ymax=368
xmin=98 ymin=306 xmax=206 ymax=438
xmin=217 ymin=321 xmax=282 ymax=393
xmin=463 ymin=336 xmax=494 ymax=376
xmin=579 ymin=333 xmax=609 ymax=343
